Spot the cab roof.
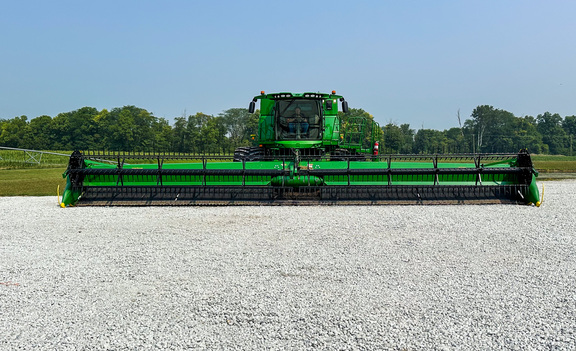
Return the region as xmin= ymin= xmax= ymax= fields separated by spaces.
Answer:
xmin=253 ymin=92 xmax=344 ymax=101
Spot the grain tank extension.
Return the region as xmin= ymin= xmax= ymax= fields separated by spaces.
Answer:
xmin=61 ymin=91 xmax=540 ymax=206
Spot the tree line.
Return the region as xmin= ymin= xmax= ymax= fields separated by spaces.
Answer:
xmin=0 ymin=106 xmax=259 ymax=154
xmin=0 ymin=105 xmax=574 ymax=155
xmin=380 ymin=106 xmax=575 ymax=155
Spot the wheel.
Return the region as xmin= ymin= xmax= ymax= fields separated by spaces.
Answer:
xmin=233 ymin=147 xmax=249 ymax=162
xmin=330 ymin=148 xmax=351 ymax=161
xmin=233 ymin=147 xmax=264 ymax=162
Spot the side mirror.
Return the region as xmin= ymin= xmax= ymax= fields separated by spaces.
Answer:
xmin=342 ymin=100 xmax=349 ymax=114
xmin=248 ymin=101 xmax=255 ymax=113
xmin=326 ymin=99 xmax=333 ymax=110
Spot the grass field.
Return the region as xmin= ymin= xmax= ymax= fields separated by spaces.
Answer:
xmin=532 ymin=155 xmax=576 ymax=173
xmin=0 ymin=168 xmax=67 ymax=197
xmin=0 ymin=151 xmax=575 ymax=196
xmin=0 ymin=149 xmax=70 ymax=168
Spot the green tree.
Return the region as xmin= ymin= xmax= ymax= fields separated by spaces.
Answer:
xmin=151 ymin=117 xmax=173 ymax=152
xmin=489 ymin=110 xmax=516 ymax=152
xmin=71 ymin=107 xmax=100 ymax=149
xmin=51 ymin=107 xmax=100 ymax=150
xmin=511 ymin=116 xmax=543 ymax=154
xmin=23 ymin=115 xmax=54 ymax=150
xmin=382 ymin=123 xmax=404 ymax=153
xmin=537 ymin=112 xmax=567 ymax=154
xmin=414 ymin=129 xmax=447 ymax=153
xmin=245 ymin=110 xmax=260 ymax=145
xmin=130 ymin=106 xmax=156 ymax=151
xmin=338 ymin=108 xmax=371 ymax=125
xmin=186 ymin=113 xmax=211 ymax=152
xmin=563 ymin=115 xmax=576 ymax=156
xmin=563 ymin=115 xmax=576 ymax=136
xmin=220 ymin=108 xmax=255 ymax=148
xmin=172 ymin=116 xmax=189 ymax=152
xmin=464 ymin=105 xmax=495 ymax=152
xmin=201 ymin=116 xmax=227 ymax=153
xmin=96 ymin=106 xmax=155 ymax=151
xmin=399 ymin=124 xmax=415 ymax=153
xmin=444 ymin=127 xmax=467 ymax=153
xmin=99 ymin=107 xmax=134 ymax=150
xmin=0 ymin=116 xmax=28 ymax=148
xmin=464 ymin=105 xmax=524 ymax=153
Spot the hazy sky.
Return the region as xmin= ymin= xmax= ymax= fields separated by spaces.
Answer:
xmin=1 ymin=0 xmax=575 ymax=130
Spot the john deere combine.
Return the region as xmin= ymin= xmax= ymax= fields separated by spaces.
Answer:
xmin=61 ymin=91 xmax=540 ymax=206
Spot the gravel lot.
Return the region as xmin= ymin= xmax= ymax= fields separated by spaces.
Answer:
xmin=1 ymin=180 xmax=575 ymax=350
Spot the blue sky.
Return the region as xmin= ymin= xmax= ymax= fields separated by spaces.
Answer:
xmin=1 ymin=0 xmax=575 ymax=130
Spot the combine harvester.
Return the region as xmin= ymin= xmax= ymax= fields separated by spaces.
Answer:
xmin=60 ymin=91 xmax=540 ymax=207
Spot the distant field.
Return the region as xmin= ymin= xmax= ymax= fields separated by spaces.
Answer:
xmin=0 ymin=149 xmax=233 ymax=168
xmin=532 ymin=155 xmax=576 ymax=173
xmin=0 ymin=151 xmax=575 ymax=196
xmin=0 ymin=168 xmax=67 ymax=197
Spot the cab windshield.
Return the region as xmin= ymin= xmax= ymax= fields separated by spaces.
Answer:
xmin=275 ymin=99 xmax=322 ymax=140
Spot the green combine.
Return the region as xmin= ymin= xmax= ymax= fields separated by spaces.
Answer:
xmin=61 ymin=91 xmax=540 ymax=206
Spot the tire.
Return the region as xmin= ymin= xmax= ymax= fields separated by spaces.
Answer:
xmin=233 ymin=147 xmax=264 ymax=162
xmin=330 ymin=148 xmax=351 ymax=161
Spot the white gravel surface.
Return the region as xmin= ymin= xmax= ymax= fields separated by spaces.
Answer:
xmin=1 ymin=180 xmax=575 ymax=350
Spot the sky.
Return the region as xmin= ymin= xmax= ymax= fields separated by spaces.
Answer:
xmin=1 ymin=0 xmax=575 ymax=131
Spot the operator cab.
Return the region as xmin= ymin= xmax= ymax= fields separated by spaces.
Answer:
xmin=274 ymin=99 xmax=322 ymax=140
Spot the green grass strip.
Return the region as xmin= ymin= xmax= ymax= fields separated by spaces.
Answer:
xmin=0 ymin=168 xmax=67 ymax=196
